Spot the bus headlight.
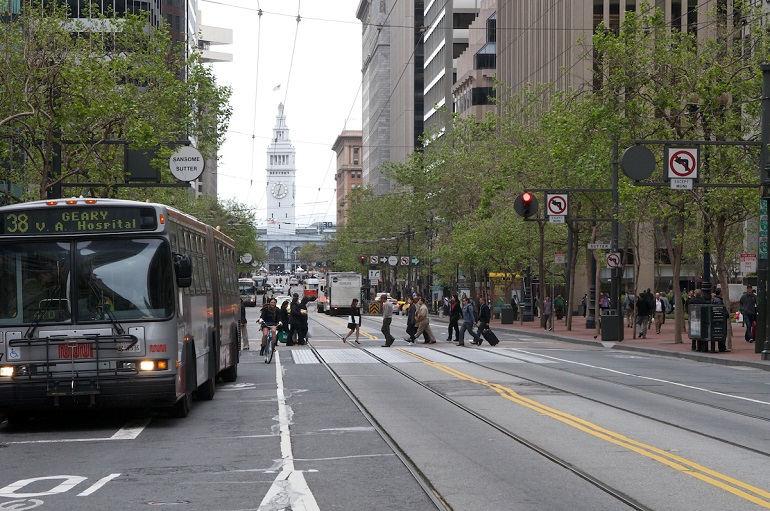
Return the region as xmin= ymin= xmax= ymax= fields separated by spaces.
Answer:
xmin=0 ymin=366 xmax=13 ymax=377
xmin=137 ymin=360 xmax=168 ymax=371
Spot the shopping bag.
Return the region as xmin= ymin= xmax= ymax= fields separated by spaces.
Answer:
xmin=277 ymin=331 xmax=289 ymax=344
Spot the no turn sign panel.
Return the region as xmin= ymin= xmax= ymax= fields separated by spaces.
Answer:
xmin=546 ymin=194 xmax=568 ymax=217
xmin=606 ymin=252 xmax=621 ymax=268
xmin=665 ymin=147 xmax=698 ymax=180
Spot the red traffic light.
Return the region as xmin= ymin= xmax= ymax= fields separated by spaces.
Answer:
xmin=514 ymin=192 xmax=538 ymax=219
xmin=359 ymin=255 xmax=366 ymax=264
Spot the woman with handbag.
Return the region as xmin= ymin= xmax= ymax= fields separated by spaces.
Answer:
xmin=342 ymin=298 xmax=362 ymax=344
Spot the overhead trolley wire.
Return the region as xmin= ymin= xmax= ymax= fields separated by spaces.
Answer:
xmin=247 ymin=4 xmax=264 ymax=205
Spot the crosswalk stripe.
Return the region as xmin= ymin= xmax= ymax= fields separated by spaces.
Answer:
xmin=289 ymin=345 xmax=556 ymax=365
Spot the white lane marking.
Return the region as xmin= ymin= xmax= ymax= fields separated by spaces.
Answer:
xmin=513 ymin=348 xmax=770 ymax=406
xmin=5 ymin=419 xmax=150 ymax=445
xmin=110 ymin=418 xmax=150 ymax=440
xmin=258 ymin=352 xmax=320 ymax=511
xmin=77 ymin=473 xmax=121 ymax=496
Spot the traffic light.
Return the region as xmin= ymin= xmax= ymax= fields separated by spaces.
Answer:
xmin=359 ymin=255 xmax=366 ymax=265
xmin=514 ymin=191 xmax=538 ymax=220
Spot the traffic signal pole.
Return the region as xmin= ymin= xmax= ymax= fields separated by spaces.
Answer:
xmin=759 ymin=65 xmax=770 ymax=358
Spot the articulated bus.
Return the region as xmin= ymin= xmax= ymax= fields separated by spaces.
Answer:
xmin=0 ymin=198 xmax=240 ymax=420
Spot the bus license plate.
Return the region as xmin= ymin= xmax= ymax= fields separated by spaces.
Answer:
xmin=117 ymin=342 xmax=141 ymax=353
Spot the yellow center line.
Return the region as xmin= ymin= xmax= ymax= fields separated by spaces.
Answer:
xmin=397 ymin=348 xmax=770 ymax=507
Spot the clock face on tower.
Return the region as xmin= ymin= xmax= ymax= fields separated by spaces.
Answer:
xmin=271 ymin=182 xmax=288 ymax=199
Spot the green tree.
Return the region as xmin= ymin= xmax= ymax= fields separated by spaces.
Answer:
xmin=0 ymin=4 xmax=231 ymax=201
xmin=593 ymin=4 xmax=766 ymax=342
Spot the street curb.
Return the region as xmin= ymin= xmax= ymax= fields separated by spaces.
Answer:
xmin=429 ymin=315 xmax=770 ymax=372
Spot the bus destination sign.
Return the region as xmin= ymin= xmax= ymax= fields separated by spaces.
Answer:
xmin=0 ymin=207 xmax=158 ymax=235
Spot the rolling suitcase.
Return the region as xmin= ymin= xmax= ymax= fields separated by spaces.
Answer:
xmin=481 ymin=328 xmax=499 ymax=346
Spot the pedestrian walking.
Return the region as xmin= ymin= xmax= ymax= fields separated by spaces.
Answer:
xmin=474 ymin=296 xmax=491 ymax=342
xmin=446 ymin=294 xmax=461 ymax=341
xmin=404 ymin=296 xmax=418 ymax=344
xmin=542 ymin=295 xmax=553 ymax=331
xmin=623 ymin=290 xmax=635 ymax=327
xmin=239 ymin=297 xmax=250 ymax=350
xmin=554 ymin=294 xmax=566 ymax=321
xmin=298 ymin=296 xmax=309 ymax=345
xmin=458 ymin=296 xmax=481 ymax=346
xmin=414 ymin=294 xmax=437 ymax=344
xmin=289 ymin=293 xmax=303 ymax=346
xmin=342 ymin=298 xmax=361 ymax=344
xmin=739 ymin=284 xmax=757 ymax=343
xmin=510 ymin=294 xmax=519 ymax=321
xmin=278 ymin=298 xmax=291 ymax=344
xmin=380 ymin=294 xmax=396 ymax=347
xmin=654 ymin=292 xmax=666 ymax=334
xmin=635 ymin=291 xmax=652 ymax=339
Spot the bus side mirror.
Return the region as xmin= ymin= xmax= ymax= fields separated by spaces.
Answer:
xmin=174 ymin=253 xmax=193 ymax=288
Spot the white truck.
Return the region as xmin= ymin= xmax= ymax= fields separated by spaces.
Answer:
xmin=322 ymin=272 xmax=362 ymax=316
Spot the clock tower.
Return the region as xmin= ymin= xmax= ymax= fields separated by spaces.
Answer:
xmin=266 ymin=103 xmax=296 ymax=232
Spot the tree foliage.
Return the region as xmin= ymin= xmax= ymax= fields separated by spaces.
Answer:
xmin=333 ymin=4 xmax=770 ymax=331
xmin=0 ymin=3 xmax=231 ymax=201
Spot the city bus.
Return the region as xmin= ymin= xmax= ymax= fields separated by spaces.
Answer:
xmin=238 ymin=278 xmax=258 ymax=307
xmin=0 ymin=198 xmax=240 ymax=420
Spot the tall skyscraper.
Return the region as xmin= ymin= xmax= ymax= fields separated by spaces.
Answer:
xmin=265 ymin=103 xmax=296 ymax=235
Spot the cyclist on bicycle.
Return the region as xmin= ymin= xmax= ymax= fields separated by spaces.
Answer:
xmin=258 ymin=297 xmax=281 ymax=355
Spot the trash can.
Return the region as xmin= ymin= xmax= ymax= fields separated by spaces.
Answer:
xmin=501 ymin=305 xmax=514 ymax=324
xmin=600 ymin=309 xmax=624 ymax=341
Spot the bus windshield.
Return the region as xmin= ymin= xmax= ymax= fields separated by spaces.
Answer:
xmin=0 ymin=238 xmax=175 ymax=325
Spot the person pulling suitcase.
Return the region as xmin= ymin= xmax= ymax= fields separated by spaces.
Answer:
xmin=472 ymin=296 xmax=491 ymax=346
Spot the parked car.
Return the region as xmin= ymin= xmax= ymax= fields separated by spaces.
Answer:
xmin=273 ymin=295 xmax=293 ymax=308
xmin=374 ymin=293 xmax=400 ymax=315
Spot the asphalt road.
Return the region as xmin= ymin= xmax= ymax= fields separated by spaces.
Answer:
xmin=3 ymin=303 xmax=770 ymax=510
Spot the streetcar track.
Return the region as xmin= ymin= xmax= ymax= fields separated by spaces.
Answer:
xmin=444 ymin=343 xmax=770 ymax=459
xmin=303 ymin=322 xmax=452 ymax=511
xmin=304 ymin=325 xmax=649 ymax=511
xmin=312 ymin=310 xmax=770 ymax=453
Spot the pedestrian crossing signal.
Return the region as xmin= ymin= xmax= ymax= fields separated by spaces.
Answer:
xmin=514 ymin=192 xmax=538 ymax=219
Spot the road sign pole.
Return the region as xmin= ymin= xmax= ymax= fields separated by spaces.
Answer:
xmin=610 ymin=137 xmax=623 ymax=341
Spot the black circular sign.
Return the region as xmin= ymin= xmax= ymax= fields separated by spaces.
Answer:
xmin=621 ymin=145 xmax=655 ymax=181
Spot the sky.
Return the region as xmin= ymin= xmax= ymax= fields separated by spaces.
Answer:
xmin=199 ymin=0 xmax=363 ymax=228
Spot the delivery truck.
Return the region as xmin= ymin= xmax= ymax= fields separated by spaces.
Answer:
xmin=322 ymin=272 xmax=362 ymax=316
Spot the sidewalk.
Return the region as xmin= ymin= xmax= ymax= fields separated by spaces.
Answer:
xmin=433 ymin=312 xmax=770 ymax=371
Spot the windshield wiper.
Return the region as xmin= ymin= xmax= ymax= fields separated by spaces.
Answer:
xmin=24 ymin=282 xmax=65 ymax=339
xmin=87 ymin=280 xmax=125 ymax=335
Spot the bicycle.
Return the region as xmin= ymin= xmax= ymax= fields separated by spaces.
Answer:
xmin=259 ymin=319 xmax=280 ymax=364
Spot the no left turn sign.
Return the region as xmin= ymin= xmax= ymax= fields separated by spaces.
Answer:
xmin=546 ymin=194 xmax=568 ymax=216
xmin=606 ymin=252 xmax=621 ymax=269
xmin=666 ymin=147 xmax=698 ymax=179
